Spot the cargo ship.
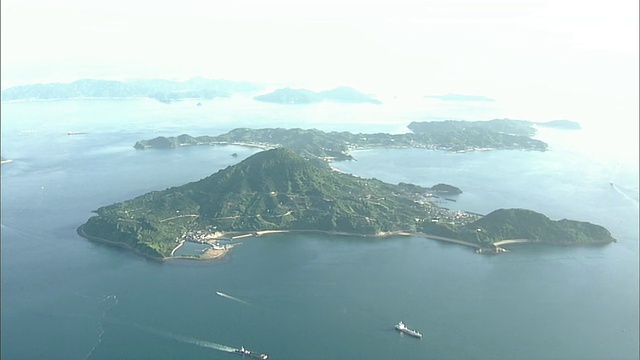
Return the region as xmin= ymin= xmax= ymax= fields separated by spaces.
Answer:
xmin=234 ymin=346 xmax=268 ymax=359
xmin=395 ymin=321 xmax=422 ymax=338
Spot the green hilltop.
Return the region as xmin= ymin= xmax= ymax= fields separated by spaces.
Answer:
xmin=422 ymin=208 xmax=615 ymax=245
xmin=79 ymin=148 xmax=615 ymax=259
xmin=133 ymin=121 xmax=550 ymax=161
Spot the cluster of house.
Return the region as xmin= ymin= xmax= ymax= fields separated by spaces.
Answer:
xmin=176 ymin=230 xmax=227 ymax=250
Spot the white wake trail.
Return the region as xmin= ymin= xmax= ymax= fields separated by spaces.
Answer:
xmin=216 ymin=291 xmax=251 ymax=306
xmin=610 ymin=182 xmax=640 ymax=206
xmin=84 ymin=294 xmax=119 ymax=360
xmin=111 ymin=319 xmax=236 ymax=353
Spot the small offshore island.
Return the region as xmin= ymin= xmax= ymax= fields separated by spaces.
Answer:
xmin=78 ymin=148 xmax=615 ymax=260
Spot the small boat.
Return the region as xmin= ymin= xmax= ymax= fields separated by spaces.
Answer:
xmin=395 ymin=321 xmax=422 ymax=338
xmin=234 ymin=346 xmax=268 ymax=359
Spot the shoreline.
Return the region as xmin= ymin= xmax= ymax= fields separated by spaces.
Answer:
xmin=77 ymin=224 xmax=166 ymax=262
xmin=77 ymin=225 xmax=611 ymax=262
xmin=78 ymin=224 xmax=233 ymax=262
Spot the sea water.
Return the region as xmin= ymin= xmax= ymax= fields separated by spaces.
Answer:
xmin=1 ymin=97 xmax=638 ymax=359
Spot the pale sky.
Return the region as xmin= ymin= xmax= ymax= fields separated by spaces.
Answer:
xmin=1 ymin=0 xmax=638 ymax=130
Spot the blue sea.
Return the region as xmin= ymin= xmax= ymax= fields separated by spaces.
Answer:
xmin=1 ymin=97 xmax=638 ymax=359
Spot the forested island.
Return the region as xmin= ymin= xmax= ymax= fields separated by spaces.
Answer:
xmin=0 ymin=77 xmax=260 ymax=103
xmin=133 ymin=119 xmax=551 ymax=160
xmin=253 ymin=86 xmax=382 ymax=104
xmin=78 ymin=148 xmax=615 ymax=260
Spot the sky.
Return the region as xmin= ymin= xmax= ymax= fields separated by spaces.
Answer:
xmin=1 ymin=0 xmax=638 ymax=134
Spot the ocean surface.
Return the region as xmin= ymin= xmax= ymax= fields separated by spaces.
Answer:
xmin=1 ymin=96 xmax=638 ymax=360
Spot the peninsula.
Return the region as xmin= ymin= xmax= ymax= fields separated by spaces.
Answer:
xmin=133 ymin=120 xmax=550 ymax=161
xmin=78 ymin=148 xmax=615 ymax=260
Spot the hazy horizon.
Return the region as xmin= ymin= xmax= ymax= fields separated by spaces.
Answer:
xmin=2 ymin=0 xmax=638 ymax=148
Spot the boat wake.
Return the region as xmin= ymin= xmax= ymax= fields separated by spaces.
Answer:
xmin=83 ymin=295 xmax=119 ymax=360
xmin=113 ymin=319 xmax=236 ymax=353
xmin=216 ymin=291 xmax=251 ymax=306
xmin=610 ymin=182 xmax=639 ymax=206
xmin=163 ymin=332 xmax=236 ymax=353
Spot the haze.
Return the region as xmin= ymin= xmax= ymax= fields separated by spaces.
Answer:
xmin=1 ymin=0 xmax=638 ymax=139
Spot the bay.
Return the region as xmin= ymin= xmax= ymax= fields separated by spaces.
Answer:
xmin=1 ymin=98 xmax=638 ymax=359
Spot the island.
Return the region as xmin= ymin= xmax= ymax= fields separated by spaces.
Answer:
xmin=408 ymin=118 xmax=581 ymax=135
xmin=535 ymin=120 xmax=581 ymax=129
xmin=0 ymin=77 xmax=261 ymax=103
xmin=78 ymin=148 xmax=616 ymax=260
xmin=133 ymin=120 xmax=550 ymax=161
xmin=253 ymin=86 xmax=382 ymax=104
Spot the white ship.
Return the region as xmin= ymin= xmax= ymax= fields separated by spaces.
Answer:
xmin=395 ymin=321 xmax=422 ymax=338
xmin=234 ymin=346 xmax=268 ymax=359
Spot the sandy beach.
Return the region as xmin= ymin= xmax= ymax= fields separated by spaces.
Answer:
xmin=200 ymin=247 xmax=228 ymax=259
xmin=79 ymin=222 xmax=514 ymax=262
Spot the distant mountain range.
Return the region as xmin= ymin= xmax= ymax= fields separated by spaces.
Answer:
xmin=0 ymin=77 xmax=261 ymax=102
xmin=79 ymin=148 xmax=615 ymax=259
xmin=253 ymin=86 xmax=382 ymax=104
xmin=1 ymin=79 xmax=386 ymax=106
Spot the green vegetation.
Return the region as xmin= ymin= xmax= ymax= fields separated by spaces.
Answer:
xmin=133 ymin=121 xmax=550 ymax=160
xmin=80 ymin=149 xmax=615 ymax=259
xmin=253 ymin=86 xmax=382 ymax=104
xmin=407 ymin=119 xmax=537 ymax=137
xmin=421 ymin=208 xmax=615 ymax=245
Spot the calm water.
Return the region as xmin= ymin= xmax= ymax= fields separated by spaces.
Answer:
xmin=1 ymin=98 xmax=638 ymax=359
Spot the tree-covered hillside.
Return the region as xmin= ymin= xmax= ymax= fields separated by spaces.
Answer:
xmin=133 ymin=122 xmax=549 ymax=160
xmin=80 ymin=149 xmax=615 ymax=259
xmin=81 ymin=148 xmax=468 ymax=257
xmin=420 ymin=208 xmax=616 ymax=245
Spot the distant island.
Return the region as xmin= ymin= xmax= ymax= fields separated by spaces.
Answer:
xmin=133 ymin=119 xmax=551 ymax=161
xmin=253 ymin=86 xmax=382 ymax=104
xmin=407 ymin=118 xmax=580 ymax=136
xmin=426 ymin=93 xmax=496 ymax=102
xmin=535 ymin=120 xmax=581 ymax=130
xmin=78 ymin=148 xmax=616 ymax=260
xmin=0 ymin=77 xmax=261 ymax=103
